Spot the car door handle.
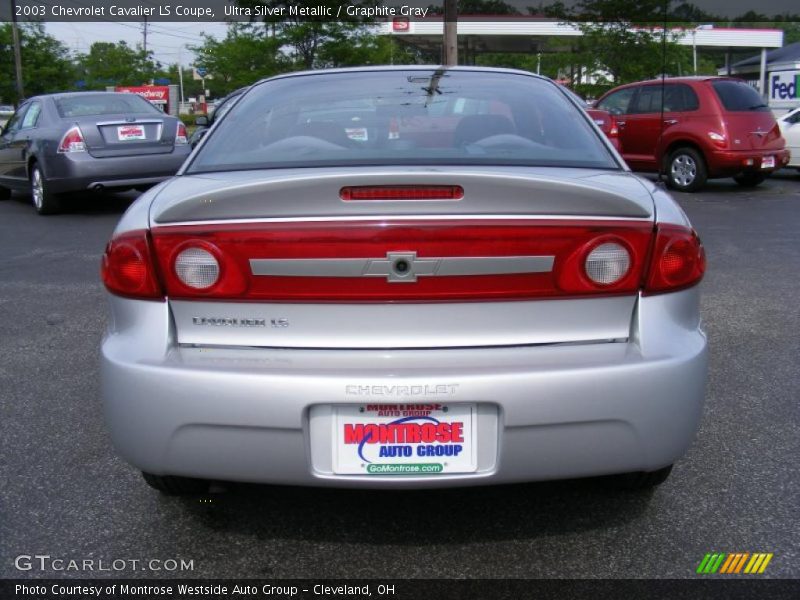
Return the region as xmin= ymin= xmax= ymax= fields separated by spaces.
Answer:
xmin=616 ymin=121 xmax=625 ymax=127
xmin=663 ymin=119 xmax=678 ymax=125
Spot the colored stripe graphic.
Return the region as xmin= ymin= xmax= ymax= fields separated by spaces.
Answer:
xmin=697 ymin=553 xmax=727 ymax=574
xmin=696 ymin=553 xmax=713 ymax=574
xmin=719 ymin=554 xmax=737 ymax=574
xmin=744 ymin=553 xmax=774 ymax=574
xmin=698 ymin=552 xmax=773 ymax=574
xmin=733 ymin=553 xmax=750 ymax=574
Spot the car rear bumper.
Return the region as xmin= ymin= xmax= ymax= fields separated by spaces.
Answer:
xmin=101 ymin=288 xmax=707 ymax=488
xmin=44 ymin=147 xmax=191 ymax=193
xmin=708 ymin=147 xmax=790 ymax=176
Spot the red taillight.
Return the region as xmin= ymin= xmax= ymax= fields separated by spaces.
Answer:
xmin=101 ymin=230 xmax=164 ymax=300
xmin=340 ymin=186 xmax=464 ymax=201
xmin=707 ymin=131 xmax=727 ymax=149
xmin=58 ymin=126 xmax=86 ymax=153
xmin=608 ymin=116 xmax=619 ymax=137
xmin=175 ymin=122 xmax=188 ymax=145
xmin=644 ymin=224 xmax=705 ymax=294
xmin=150 ymin=220 xmax=655 ymax=302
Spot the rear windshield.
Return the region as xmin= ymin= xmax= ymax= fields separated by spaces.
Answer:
xmin=187 ymin=70 xmax=618 ymax=173
xmin=55 ymin=94 xmax=161 ymax=117
xmin=712 ymin=80 xmax=769 ymax=112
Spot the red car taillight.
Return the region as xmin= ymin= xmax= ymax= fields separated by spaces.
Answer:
xmin=608 ymin=115 xmax=619 ymax=138
xmin=175 ymin=122 xmax=189 ymax=145
xmin=644 ymin=224 xmax=705 ymax=294
xmin=57 ymin=126 xmax=86 ymax=153
xmin=101 ymin=230 xmax=164 ymax=300
xmin=105 ymin=221 xmax=704 ymax=303
xmin=150 ymin=220 xmax=657 ymax=302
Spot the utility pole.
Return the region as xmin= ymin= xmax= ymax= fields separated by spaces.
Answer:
xmin=443 ymin=0 xmax=458 ymax=66
xmin=177 ymin=48 xmax=185 ymax=105
xmin=142 ymin=16 xmax=148 ymax=53
xmin=10 ymin=0 xmax=25 ymax=103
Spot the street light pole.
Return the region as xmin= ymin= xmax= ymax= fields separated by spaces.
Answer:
xmin=10 ymin=0 xmax=25 ymax=103
xmin=443 ymin=0 xmax=458 ymax=66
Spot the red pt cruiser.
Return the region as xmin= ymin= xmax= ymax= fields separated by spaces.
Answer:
xmin=595 ymin=77 xmax=790 ymax=192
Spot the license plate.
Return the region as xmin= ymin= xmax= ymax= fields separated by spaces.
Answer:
xmin=117 ymin=125 xmax=145 ymax=141
xmin=761 ymin=155 xmax=775 ymax=169
xmin=332 ymin=403 xmax=476 ymax=475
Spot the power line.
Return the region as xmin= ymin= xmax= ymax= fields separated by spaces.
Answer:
xmin=37 ymin=0 xmax=208 ymax=43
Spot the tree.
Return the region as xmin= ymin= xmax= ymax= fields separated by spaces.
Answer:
xmin=237 ymin=0 xmax=378 ymax=69
xmin=190 ymin=23 xmax=289 ymax=96
xmin=76 ymin=41 xmax=160 ymax=89
xmin=0 ymin=22 xmax=75 ymax=104
xmin=317 ymin=30 xmax=421 ymax=68
xmin=538 ymin=0 xmax=687 ymax=94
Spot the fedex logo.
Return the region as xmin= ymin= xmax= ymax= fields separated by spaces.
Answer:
xmin=770 ymin=71 xmax=800 ymax=101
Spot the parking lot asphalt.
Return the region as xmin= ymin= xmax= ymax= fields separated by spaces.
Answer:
xmin=1 ymin=172 xmax=799 ymax=579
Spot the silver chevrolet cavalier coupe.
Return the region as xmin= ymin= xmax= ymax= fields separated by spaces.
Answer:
xmin=100 ymin=67 xmax=707 ymax=494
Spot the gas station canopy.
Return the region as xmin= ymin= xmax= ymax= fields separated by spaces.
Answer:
xmin=381 ymin=18 xmax=784 ymax=55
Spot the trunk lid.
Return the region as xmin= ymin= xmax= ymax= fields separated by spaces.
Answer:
xmin=150 ymin=167 xmax=654 ymax=349
xmin=75 ymin=114 xmax=178 ymax=158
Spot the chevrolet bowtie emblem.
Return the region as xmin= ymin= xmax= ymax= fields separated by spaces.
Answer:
xmin=249 ymin=252 xmax=555 ymax=283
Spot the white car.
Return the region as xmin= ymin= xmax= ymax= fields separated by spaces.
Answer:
xmin=777 ymin=107 xmax=800 ymax=169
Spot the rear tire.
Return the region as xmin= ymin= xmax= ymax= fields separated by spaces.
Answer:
xmin=0 ymin=186 xmax=11 ymax=200
xmin=733 ymin=173 xmax=766 ymax=187
xmin=612 ymin=465 xmax=673 ymax=490
xmin=30 ymin=164 xmax=61 ymax=215
xmin=666 ymin=147 xmax=707 ymax=192
xmin=141 ymin=471 xmax=209 ymax=495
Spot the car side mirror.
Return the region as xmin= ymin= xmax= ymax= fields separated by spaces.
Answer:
xmin=195 ymin=116 xmax=208 ymax=126
xmin=191 ymin=129 xmax=208 ymax=149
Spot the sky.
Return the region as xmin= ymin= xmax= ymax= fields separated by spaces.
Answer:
xmin=45 ymin=21 xmax=229 ymax=67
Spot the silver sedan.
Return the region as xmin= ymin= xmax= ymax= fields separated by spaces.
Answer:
xmin=100 ymin=67 xmax=707 ymax=494
xmin=0 ymin=92 xmax=191 ymax=215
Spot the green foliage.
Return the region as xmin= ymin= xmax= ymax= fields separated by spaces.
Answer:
xmin=189 ymin=23 xmax=289 ymax=95
xmin=236 ymin=1 xmax=373 ymax=69
xmin=178 ymin=113 xmax=197 ymax=127
xmin=76 ymin=41 xmax=160 ymax=89
xmin=0 ymin=23 xmax=75 ymax=104
xmin=318 ymin=34 xmax=420 ymax=68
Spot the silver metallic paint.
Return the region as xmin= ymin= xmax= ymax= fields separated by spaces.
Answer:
xmin=249 ymin=253 xmax=555 ymax=281
xmin=150 ymin=168 xmax=654 ymax=224
xmin=170 ymin=296 xmax=637 ymax=349
xmin=101 ymin=288 xmax=706 ymax=487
